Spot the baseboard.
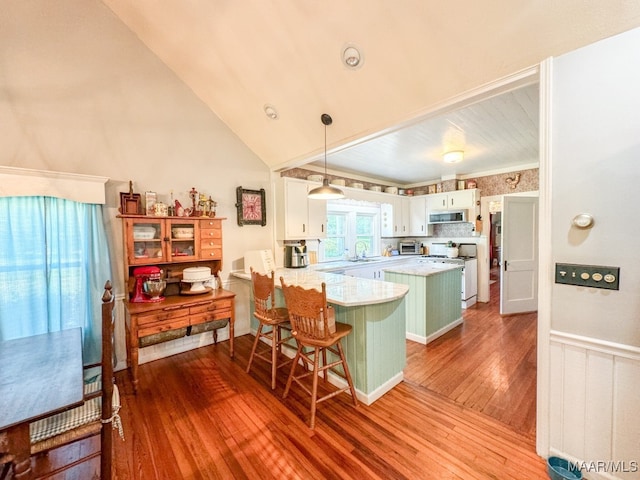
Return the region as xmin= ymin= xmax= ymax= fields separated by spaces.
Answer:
xmin=406 ymin=317 xmax=464 ymax=345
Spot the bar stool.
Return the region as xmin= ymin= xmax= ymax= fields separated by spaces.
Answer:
xmin=246 ymin=268 xmax=295 ymax=389
xmin=279 ymin=278 xmax=358 ymax=429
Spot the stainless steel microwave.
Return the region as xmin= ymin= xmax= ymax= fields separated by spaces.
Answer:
xmin=428 ymin=210 xmax=466 ymax=224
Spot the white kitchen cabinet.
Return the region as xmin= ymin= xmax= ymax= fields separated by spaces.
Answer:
xmin=426 ymin=189 xmax=478 ymax=211
xmin=380 ymin=202 xmax=394 ymax=237
xmin=343 ymin=257 xmax=415 ymax=280
xmin=408 ymin=196 xmax=432 ymax=236
xmin=380 ymin=196 xmax=405 ymax=238
xmin=343 ymin=264 xmax=384 ymax=280
xmin=391 ymin=196 xmax=410 ymax=237
xmin=275 ymin=177 xmax=327 ymax=240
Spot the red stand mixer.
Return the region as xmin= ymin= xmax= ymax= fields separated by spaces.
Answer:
xmin=131 ymin=266 xmax=166 ymax=303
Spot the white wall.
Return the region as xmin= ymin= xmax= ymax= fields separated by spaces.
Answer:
xmin=547 ymin=27 xmax=640 ymax=479
xmin=1 ymin=0 xmax=275 ymax=357
xmin=551 ymin=28 xmax=640 ymax=346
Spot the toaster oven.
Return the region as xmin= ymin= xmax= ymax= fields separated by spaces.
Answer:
xmin=399 ymin=242 xmax=421 ymax=255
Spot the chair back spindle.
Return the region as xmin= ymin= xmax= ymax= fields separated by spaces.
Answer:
xmin=246 ymin=269 xmax=295 ymax=389
xmin=279 ymin=282 xmax=335 ymax=339
xmin=279 ymin=278 xmax=357 ymax=429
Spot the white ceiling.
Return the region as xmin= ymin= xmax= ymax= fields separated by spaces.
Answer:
xmin=311 ymin=82 xmax=540 ymax=185
xmin=101 ymin=1 xmax=640 ymax=184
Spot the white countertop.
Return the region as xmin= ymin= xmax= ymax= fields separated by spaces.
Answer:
xmin=383 ymin=262 xmax=462 ymax=277
xmin=311 ymin=255 xmax=416 ymax=272
xmin=232 ymin=268 xmax=409 ymax=307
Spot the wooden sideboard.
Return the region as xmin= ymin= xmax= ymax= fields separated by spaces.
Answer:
xmin=118 ymin=215 xmax=234 ymax=393
xmin=124 ymin=289 xmax=235 ymax=393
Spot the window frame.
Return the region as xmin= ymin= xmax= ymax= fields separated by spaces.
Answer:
xmin=321 ymin=201 xmax=380 ymax=262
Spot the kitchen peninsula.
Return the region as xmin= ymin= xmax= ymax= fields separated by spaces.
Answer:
xmin=233 ymin=268 xmax=409 ymax=405
xmin=384 ymin=263 xmax=463 ymax=345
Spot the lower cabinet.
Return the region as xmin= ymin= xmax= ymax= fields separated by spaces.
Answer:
xmin=124 ymin=289 xmax=236 ymax=393
xmin=344 ymin=265 xmax=385 ymax=280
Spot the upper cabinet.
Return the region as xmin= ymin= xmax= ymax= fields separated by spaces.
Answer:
xmin=425 ymin=189 xmax=478 ymax=211
xmin=124 ymin=217 xmax=198 ymax=265
xmin=122 ymin=216 xmax=224 ymax=266
xmin=275 ymin=177 xmax=327 ymax=240
xmin=381 ymin=195 xmax=409 ymax=237
xmin=408 ymin=196 xmax=432 ymax=236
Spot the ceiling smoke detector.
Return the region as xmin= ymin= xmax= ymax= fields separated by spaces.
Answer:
xmin=342 ymin=44 xmax=363 ymax=69
xmin=264 ymin=104 xmax=278 ymax=120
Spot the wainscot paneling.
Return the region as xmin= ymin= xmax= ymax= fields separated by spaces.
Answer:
xmin=549 ymin=331 xmax=640 ymax=480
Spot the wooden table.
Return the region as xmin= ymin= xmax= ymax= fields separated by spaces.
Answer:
xmin=0 ymin=328 xmax=84 ymax=479
xmin=123 ymin=288 xmax=236 ymax=393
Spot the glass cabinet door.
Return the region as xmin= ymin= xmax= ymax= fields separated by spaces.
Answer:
xmin=167 ymin=220 xmax=199 ymax=261
xmin=127 ymin=218 xmax=165 ymax=265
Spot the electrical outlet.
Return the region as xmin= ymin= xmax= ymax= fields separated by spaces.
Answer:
xmin=555 ymin=263 xmax=620 ymax=290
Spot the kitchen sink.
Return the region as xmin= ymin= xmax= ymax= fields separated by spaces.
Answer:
xmin=348 ymin=258 xmax=379 ymax=263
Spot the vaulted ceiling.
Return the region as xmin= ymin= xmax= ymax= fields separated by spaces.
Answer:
xmin=102 ymin=1 xmax=640 ymax=184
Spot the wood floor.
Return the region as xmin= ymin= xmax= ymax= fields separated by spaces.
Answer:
xmin=405 ymin=277 xmax=538 ymax=439
xmin=25 ymin=278 xmax=546 ymax=479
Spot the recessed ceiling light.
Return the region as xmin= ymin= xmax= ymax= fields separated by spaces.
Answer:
xmin=264 ymin=104 xmax=278 ymax=120
xmin=342 ymin=44 xmax=363 ymax=69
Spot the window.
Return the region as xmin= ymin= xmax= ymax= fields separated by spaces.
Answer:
xmin=322 ymin=202 xmax=380 ymax=261
xmin=324 ymin=212 xmax=347 ymax=260
xmin=0 ymin=196 xmax=112 ymax=363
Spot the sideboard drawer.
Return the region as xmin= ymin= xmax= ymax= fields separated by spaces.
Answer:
xmin=199 ymin=227 xmax=221 ymax=239
xmin=138 ymin=315 xmax=191 ymax=337
xmin=190 ymin=299 xmax=232 ymax=314
xmin=137 ymin=308 xmax=188 ymax=327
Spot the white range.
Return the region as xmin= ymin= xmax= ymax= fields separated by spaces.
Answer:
xmin=417 ymin=243 xmax=478 ymax=308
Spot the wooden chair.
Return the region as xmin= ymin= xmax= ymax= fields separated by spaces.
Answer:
xmin=246 ymin=268 xmax=295 ymax=389
xmin=279 ymin=279 xmax=358 ymax=429
xmin=27 ymin=281 xmax=123 ymax=479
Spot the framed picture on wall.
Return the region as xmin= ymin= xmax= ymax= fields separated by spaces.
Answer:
xmin=235 ymin=187 xmax=266 ymax=226
xmin=427 ymin=185 xmax=436 ymax=194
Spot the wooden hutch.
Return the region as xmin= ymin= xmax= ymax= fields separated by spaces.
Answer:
xmin=119 ymin=215 xmax=235 ymax=393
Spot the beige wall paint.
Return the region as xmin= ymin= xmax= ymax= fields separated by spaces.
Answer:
xmin=1 ymin=0 xmax=275 ymax=308
xmin=1 ymin=0 xmax=276 ymax=349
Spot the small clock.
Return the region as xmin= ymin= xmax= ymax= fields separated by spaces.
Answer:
xmin=236 ymin=187 xmax=266 ymax=226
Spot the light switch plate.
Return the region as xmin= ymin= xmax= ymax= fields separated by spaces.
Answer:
xmin=555 ymin=263 xmax=620 ymax=290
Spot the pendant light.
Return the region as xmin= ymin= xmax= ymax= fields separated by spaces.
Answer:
xmin=308 ymin=113 xmax=345 ymax=200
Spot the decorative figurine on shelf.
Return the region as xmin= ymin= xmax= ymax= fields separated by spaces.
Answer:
xmin=198 ymin=194 xmax=209 ymax=217
xmin=189 ymin=187 xmax=198 ymax=217
xmin=167 ymin=190 xmax=176 ymax=216
xmin=174 ymin=199 xmax=185 ymax=217
xmin=207 ymin=196 xmax=217 ymax=218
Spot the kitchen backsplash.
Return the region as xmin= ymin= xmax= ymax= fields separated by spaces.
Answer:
xmin=432 ymin=222 xmax=474 ymax=237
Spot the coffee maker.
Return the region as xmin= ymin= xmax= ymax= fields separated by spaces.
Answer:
xmin=131 ymin=266 xmax=165 ymax=303
xmin=284 ymin=242 xmax=308 ymax=268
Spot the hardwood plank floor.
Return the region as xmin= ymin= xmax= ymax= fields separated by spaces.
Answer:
xmin=405 ymin=279 xmax=538 ymax=439
xmin=24 ymin=277 xmax=545 ymax=479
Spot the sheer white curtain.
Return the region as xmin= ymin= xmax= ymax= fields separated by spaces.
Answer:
xmin=0 ymin=196 xmax=112 ymax=364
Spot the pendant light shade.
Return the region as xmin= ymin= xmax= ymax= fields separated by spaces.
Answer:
xmin=308 ymin=114 xmax=345 ymax=200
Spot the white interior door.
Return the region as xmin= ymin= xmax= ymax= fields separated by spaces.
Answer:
xmin=500 ymin=196 xmax=538 ymax=315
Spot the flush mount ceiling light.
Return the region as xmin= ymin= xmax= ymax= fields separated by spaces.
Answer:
xmin=443 ymin=150 xmax=464 ymax=164
xmin=263 ymin=104 xmax=278 ymax=120
xmin=342 ymin=44 xmax=363 ymax=69
xmin=308 ymin=114 xmax=345 ymax=200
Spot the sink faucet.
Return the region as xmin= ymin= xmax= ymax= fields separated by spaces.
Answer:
xmin=354 ymin=241 xmax=368 ymax=259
